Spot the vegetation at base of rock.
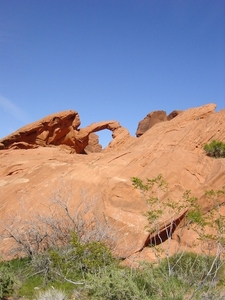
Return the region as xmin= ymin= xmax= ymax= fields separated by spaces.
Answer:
xmin=0 ymin=233 xmax=116 ymax=299
xmin=35 ymin=287 xmax=68 ymax=300
xmin=131 ymin=174 xmax=225 ymax=299
xmin=0 ymin=261 xmax=14 ymax=298
xmin=31 ymin=231 xmax=115 ymax=286
xmin=203 ymin=140 xmax=225 ymax=158
xmin=1 ymin=177 xmax=225 ymax=299
xmin=0 ymin=191 xmax=117 ymax=259
xmin=87 ymin=253 xmax=225 ymax=300
xmin=1 ymin=252 xmax=224 ymax=300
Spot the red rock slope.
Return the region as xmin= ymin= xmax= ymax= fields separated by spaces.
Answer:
xmin=0 ymin=103 xmax=224 ymax=262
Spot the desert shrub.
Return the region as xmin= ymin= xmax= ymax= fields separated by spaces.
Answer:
xmin=0 ymin=190 xmax=119 ymax=298
xmin=86 ymin=266 xmax=150 ymax=300
xmin=131 ymin=174 xmax=225 ymax=298
xmin=133 ymin=264 xmax=184 ymax=300
xmin=149 ymin=254 xmax=225 ymax=299
xmin=2 ymin=257 xmax=44 ymax=299
xmin=0 ymin=189 xmax=117 ymax=259
xmin=69 ymin=232 xmax=115 ymax=273
xmin=131 ymin=174 xmax=204 ymax=247
xmin=35 ymin=287 xmax=68 ymax=300
xmin=164 ymin=252 xmax=218 ymax=285
xmin=203 ymin=140 xmax=225 ymax=158
xmin=0 ymin=261 xmax=14 ymax=298
xmin=31 ymin=231 xmax=115 ymax=285
xmin=86 ymin=262 xmax=189 ymax=300
xmin=3 ymin=251 xmax=223 ymax=300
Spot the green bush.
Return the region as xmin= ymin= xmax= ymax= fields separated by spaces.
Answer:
xmin=165 ymin=252 xmax=216 ymax=285
xmin=69 ymin=232 xmax=115 ymax=273
xmin=31 ymin=232 xmax=115 ymax=285
xmin=87 ymin=266 xmax=150 ymax=300
xmin=203 ymin=140 xmax=225 ymax=158
xmin=86 ymin=261 xmax=190 ymax=300
xmin=0 ymin=262 xmax=14 ymax=298
xmin=1 ymin=249 xmax=225 ymax=299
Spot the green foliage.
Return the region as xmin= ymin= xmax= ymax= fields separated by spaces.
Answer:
xmin=19 ymin=275 xmax=74 ymax=299
xmin=203 ymin=140 xmax=225 ymax=158
xmin=1 ymin=257 xmax=44 ymax=299
xmin=132 ymin=174 xmax=205 ymax=235
xmin=1 ymin=249 xmax=225 ymax=299
xmin=132 ymin=174 xmax=225 ymax=246
xmin=31 ymin=231 xmax=115 ymax=286
xmin=132 ymin=173 xmax=168 ymax=193
xmin=131 ymin=174 xmax=225 ymax=298
xmin=18 ymin=275 xmax=44 ymax=298
xmin=201 ymin=187 xmax=225 ymax=246
xmin=70 ymin=232 xmax=114 ymax=273
xmin=0 ymin=235 xmax=115 ymax=299
xmin=168 ymin=252 xmax=216 ymax=284
xmin=87 ymin=266 xmax=150 ymax=300
xmin=86 ymin=254 xmax=223 ymax=300
xmin=1 ymin=177 xmax=225 ymax=299
xmin=132 ymin=174 xmax=169 ymax=226
xmin=87 ymin=263 xmax=183 ymax=300
xmin=0 ymin=261 xmax=14 ymax=298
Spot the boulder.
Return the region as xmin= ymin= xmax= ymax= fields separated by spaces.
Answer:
xmin=136 ymin=109 xmax=182 ymax=137
xmin=136 ymin=110 xmax=167 ymax=137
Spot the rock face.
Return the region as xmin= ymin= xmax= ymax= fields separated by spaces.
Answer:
xmin=136 ymin=109 xmax=182 ymax=137
xmin=84 ymin=133 xmax=102 ymax=153
xmin=0 ymin=103 xmax=225 ymax=263
xmin=0 ymin=110 xmax=133 ymax=153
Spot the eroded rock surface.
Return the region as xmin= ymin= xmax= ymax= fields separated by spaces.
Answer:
xmin=84 ymin=133 xmax=102 ymax=153
xmin=0 ymin=111 xmax=132 ymax=153
xmin=0 ymin=103 xmax=225 ymax=263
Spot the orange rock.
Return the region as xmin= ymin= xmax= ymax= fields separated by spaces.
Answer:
xmin=0 ymin=103 xmax=224 ymax=263
xmin=135 ymin=109 xmax=182 ymax=137
xmin=0 ymin=110 xmax=133 ymax=153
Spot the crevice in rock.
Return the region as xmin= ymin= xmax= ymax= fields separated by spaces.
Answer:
xmin=137 ymin=210 xmax=188 ymax=253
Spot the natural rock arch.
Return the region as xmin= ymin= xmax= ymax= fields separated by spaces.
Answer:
xmin=0 ymin=110 xmax=132 ymax=153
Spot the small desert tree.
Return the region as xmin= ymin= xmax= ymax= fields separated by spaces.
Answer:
xmin=131 ymin=174 xmax=225 ymax=298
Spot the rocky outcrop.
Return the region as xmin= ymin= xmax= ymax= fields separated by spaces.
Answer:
xmin=167 ymin=110 xmax=181 ymax=120
xmin=0 ymin=111 xmax=133 ymax=153
xmin=0 ymin=103 xmax=224 ymax=263
xmin=136 ymin=110 xmax=167 ymax=137
xmin=0 ymin=110 xmax=82 ymax=151
xmin=136 ymin=109 xmax=182 ymax=137
xmin=84 ymin=133 xmax=102 ymax=153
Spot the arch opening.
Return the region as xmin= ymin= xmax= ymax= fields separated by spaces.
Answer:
xmin=97 ymin=129 xmax=113 ymax=149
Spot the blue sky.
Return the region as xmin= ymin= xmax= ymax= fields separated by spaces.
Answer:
xmin=0 ymin=0 xmax=224 ymax=147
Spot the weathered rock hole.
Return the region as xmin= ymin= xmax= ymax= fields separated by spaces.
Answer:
xmin=7 ymin=169 xmax=23 ymax=176
xmin=97 ymin=130 xmax=113 ymax=149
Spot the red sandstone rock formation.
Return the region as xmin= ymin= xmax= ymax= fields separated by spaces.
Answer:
xmin=0 ymin=110 xmax=133 ymax=153
xmin=0 ymin=103 xmax=224 ymax=263
xmin=136 ymin=109 xmax=182 ymax=137
xmin=84 ymin=133 xmax=102 ymax=153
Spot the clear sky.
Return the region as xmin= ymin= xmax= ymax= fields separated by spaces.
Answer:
xmin=0 ymin=0 xmax=224 ymax=147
